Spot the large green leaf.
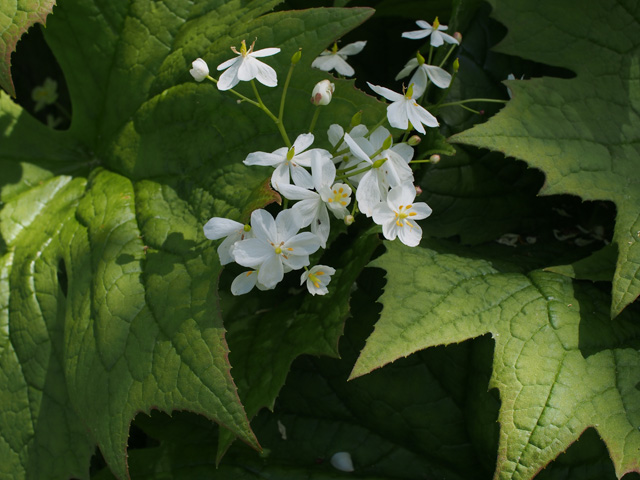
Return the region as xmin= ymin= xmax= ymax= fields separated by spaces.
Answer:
xmin=352 ymin=240 xmax=640 ymax=480
xmin=451 ymin=0 xmax=640 ymax=317
xmin=0 ymin=0 xmax=381 ymax=478
xmin=0 ymin=0 xmax=55 ymax=96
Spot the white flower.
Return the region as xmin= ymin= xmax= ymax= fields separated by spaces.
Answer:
xmin=402 ymin=18 xmax=459 ymax=47
xmin=301 ymin=265 xmax=336 ymax=296
xmin=232 ymin=209 xmax=321 ymax=289
xmin=190 ymin=58 xmax=210 ymax=82
xmin=367 ymin=82 xmax=438 ymax=134
xmin=372 ymin=182 xmax=432 ymax=247
xmin=244 ymin=133 xmax=330 ymax=190
xmin=311 ymin=79 xmax=335 ymax=106
xmin=396 ymin=57 xmax=452 ymax=90
xmin=203 ymin=217 xmax=252 ymax=265
xmin=32 ymin=78 xmax=58 ymax=112
xmin=311 ymin=41 xmax=366 ymax=77
xmin=276 ymin=156 xmax=352 ymax=247
xmin=216 ymin=39 xmax=280 ymax=91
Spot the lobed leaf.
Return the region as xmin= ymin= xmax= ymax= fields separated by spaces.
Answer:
xmin=451 ymin=0 xmax=640 ymax=317
xmin=0 ymin=0 xmax=382 ymax=477
xmin=353 ymin=240 xmax=640 ymax=480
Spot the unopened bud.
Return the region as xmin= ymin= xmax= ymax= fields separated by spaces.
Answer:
xmin=372 ymin=158 xmax=387 ymax=169
xmin=291 ymin=49 xmax=302 ymax=65
xmin=344 ymin=215 xmax=355 ymax=226
xmin=311 ymin=79 xmax=335 ymax=106
xmin=429 ymin=154 xmax=441 ymax=164
xmin=382 ymin=135 xmax=393 ymax=150
xmin=243 ymin=224 xmax=251 ymax=232
xmin=453 ymin=58 xmax=460 ymax=72
xmin=189 ymin=58 xmax=209 ymax=82
xmin=454 ymin=32 xmax=462 ymax=43
xmin=407 ymin=135 xmax=421 ymax=146
xmin=350 ymin=111 xmax=362 ymax=127
xmin=415 ymin=185 xmax=423 ymax=195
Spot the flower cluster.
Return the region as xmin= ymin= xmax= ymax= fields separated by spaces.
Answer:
xmin=190 ymin=17 xmax=473 ymax=296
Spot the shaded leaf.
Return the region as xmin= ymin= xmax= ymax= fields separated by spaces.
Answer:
xmin=451 ymin=0 xmax=640 ymax=317
xmin=353 ymin=239 xmax=640 ymax=480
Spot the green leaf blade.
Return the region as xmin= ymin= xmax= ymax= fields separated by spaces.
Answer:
xmin=451 ymin=0 xmax=640 ymax=317
xmin=354 ymin=240 xmax=640 ymax=480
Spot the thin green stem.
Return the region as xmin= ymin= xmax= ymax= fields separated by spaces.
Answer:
xmin=435 ymin=98 xmax=508 ymax=109
xmin=438 ymin=44 xmax=457 ymax=68
xmin=309 ymin=108 xmax=322 ymax=134
xmin=206 ymin=75 xmax=261 ymax=108
xmin=278 ymin=61 xmax=297 ymax=124
xmin=335 ymin=163 xmax=372 ymax=181
xmin=251 ymin=80 xmax=291 ymax=147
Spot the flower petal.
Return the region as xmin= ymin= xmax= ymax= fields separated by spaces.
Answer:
xmin=367 ymin=82 xmax=403 ymax=102
xmin=276 ymin=208 xmax=303 ymax=241
xmin=409 ymin=201 xmax=433 ymax=220
xmin=395 ymin=58 xmax=419 ymax=80
xmin=217 ymin=56 xmax=239 ymax=71
xmin=203 ymin=217 xmax=243 ymax=240
xmin=387 ymin=101 xmax=409 ymax=131
xmin=311 ymin=204 xmax=331 ymax=248
xmin=217 ymin=62 xmax=240 ymax=91
xmin=397 ymin=220 xmax=422 ymax=247
xmin=343 ymin=133 xmax=372 ymax=163
xmin=291 ymin=197 xmax=322 ymax=228
xmin=250 ymin=209 xmax=277 ymax=243
xmin=284 ymin=232 xmax=321 ymax=255
xmin=233 ymin=238 xmax=273 ymax=268
xmin=257 ymin=255 xmax=284 ymax=289
xmin=290 ymin=163 xmax=314 ymax=189
xmin=401 ymin=29 xmax=430 ymax=40
xmin=423 ymin=64 xmax=452 ymax=89
xmin=337 ymin=40 xmax=367 ymax=56
xmin=244 ymin=151 xmax=284 ymax=167
xmin=250 ymin=47 xmax=281 ymax=58
xmin=231 ymin=271 xmax=258 ymax=295
xmin=251 ymin=59 xmax=278 ymax=87
xmin=293 ymin=133 xmax=315 ymax=153
xmin=356 ymin=170 xmax=383 ymax=217
xmin=405 ymin=101 xmax=427 ymax=134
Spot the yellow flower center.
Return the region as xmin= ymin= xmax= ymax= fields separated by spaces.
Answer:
xmin=327 ymin=187 xmax=349 ymax=206
xmin=395 ymin=205 xmax=417 ymax=227
xmin=308 ymin=270 xmax=324 ymax=289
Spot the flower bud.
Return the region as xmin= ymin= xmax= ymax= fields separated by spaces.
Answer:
xmin=453 ymin=58 xmax=460 ymax=73
xmin=454 ymin=32 xmax=463 ymax=43
xmin=350 ymin=111 xmax=362 ymax=127
xmin=382 ymin=135 xmax=393 ymax=150
xmin=407 ymin=135 xmax=421 ymax=146
xmin=190 ymin=58 xmax=209 ymax=82
xmin=372 ymin=157 xmax=387 ymax=169
xmin=344 ymin=215 xmax=355 ymax=226
xmin=415 ymin=185 xmax=423 ymax=195
xmin=291 ymin=49 xmax=302 ymax=65
xmin=311 ymin=79 xmax=335 ymax=106
xmin=429 ymin=154 xmax=441 ymax=164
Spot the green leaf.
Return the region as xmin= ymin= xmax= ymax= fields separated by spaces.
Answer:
xmin=0 ymin=0 xmax=381 ymax=477
xmin=0 ymin=0 xmax=55 ymax=96
xmin=352 ymin=239 xmax=640 ymax=480
xmin=545 ymin=244 xmax=618 ymax=283
xmin=450 ymin=0 xmax=640 ymax=317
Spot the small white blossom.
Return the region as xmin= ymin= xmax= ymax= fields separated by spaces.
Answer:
xmin=402 ymin=18 xmax=459 ymax=47
xmin=372 ymin=182 xmax=432 ymax=247
xmin=244 ymin=133 xmax=331 ymax=190
xmin=217 ymin=39 xmax=280 ymax=91
xmin=32 ymin=78 xmax=58 ymax=112
xmin=190 ymin=58 xmax=210 ymax=82
xmin=203 ymin=217 xmax=252 ymax=265
xmin=367 ymin=82 xmax=438 ymax=134
xmin=232 ymin=209 xmax=321 ymax=289
xmin=276 ymin=156 xmax=352 ymax=247
xmin=311 ymin=41 xmax=366 ymax=77
xmin=301 ymin=265 xmax=336 ymax=296
xmin=311 ymin=79 xmax=335 ymax=105
xmin=396 ymin=57 xmax=452 ymax=90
